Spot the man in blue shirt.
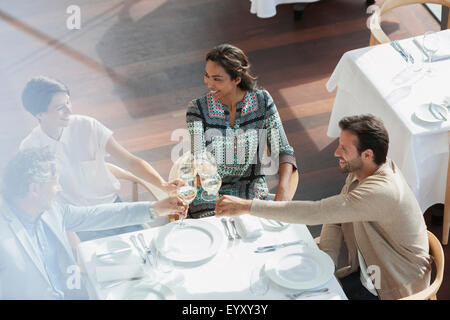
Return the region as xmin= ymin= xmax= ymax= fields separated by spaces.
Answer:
xmin=0 ymin=147 xmax=187 ymax=299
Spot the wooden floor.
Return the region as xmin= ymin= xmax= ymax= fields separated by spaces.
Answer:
xmin=0 ymin=0 xmax=448 ymax=299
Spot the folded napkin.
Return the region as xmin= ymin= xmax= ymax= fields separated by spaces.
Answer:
xmin=95 ymin=264 xmax=144 ymax=283
xmin=234 ymin=214 xmax=263 ymax=240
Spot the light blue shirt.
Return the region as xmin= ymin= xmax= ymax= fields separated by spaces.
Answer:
xmin=13 ymin=206 xmax=66 ymax=299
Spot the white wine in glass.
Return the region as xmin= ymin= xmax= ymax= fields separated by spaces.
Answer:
xmin=201 ymin=172 xmax=222 ymax=202
xmin=178 ymin=153 xmax=196 ymax=180
xmin=176 ymin=179 xmax=197 ymax=227
xmin=177 ymin=185 xmax=197 ymax=203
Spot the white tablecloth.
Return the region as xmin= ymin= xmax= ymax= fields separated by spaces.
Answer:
xmin=77 ymin=217 xmax=347 ymax=300
xmin=250 ymin=0 xmax=319 ymax=18
xmin=326 ymin=30 xmax=450 ymax=213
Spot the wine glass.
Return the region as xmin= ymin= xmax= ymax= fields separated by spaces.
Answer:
xmin=422 ymin=31 xmax=439 ymax=74
xmin=200 ymin=171 xmax=222 ymax=202
xmin=194 ymin=151 xmax=217 ymax=174
xmin=178 ymin=153 xmax=196 ymax=181
xmin=176 ymin=178 xmax=197 ymax=228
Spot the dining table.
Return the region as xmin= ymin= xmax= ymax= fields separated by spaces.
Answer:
xmin=326 ymin=30 xmax=450 ymax=244
xmin=76 ymin=216 xmax=347 ymax=300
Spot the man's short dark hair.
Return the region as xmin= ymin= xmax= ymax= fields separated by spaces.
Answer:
xmin=339 ymin=114 xmax=389 ymax=165
xmin=1 ymin=147 xmax=56 ymax=201
xmin=22 ymin=76 xmax=70 ymax=116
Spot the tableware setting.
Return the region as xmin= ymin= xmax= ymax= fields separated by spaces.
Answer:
xmin=93 ymin=239 xmax=146 ymax=284
xmin=414 ymin=102 xmax=449 ymax=124
xmin=412 ymin=31 xmax=450 ymax=63
xmin=154 ymin=219 xmax=224 ymax=264
xmin=263 ymin=246 xmax=335 ymax=291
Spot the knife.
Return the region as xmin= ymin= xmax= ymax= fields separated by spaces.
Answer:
xmin=96 ymin=247 xmax=132 ymax=259
xmin=254 ymin=240 xmax=307 ymax=253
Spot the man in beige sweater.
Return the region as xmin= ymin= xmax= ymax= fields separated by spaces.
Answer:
xmin=215 ymin=114 xmax=431 ymax=300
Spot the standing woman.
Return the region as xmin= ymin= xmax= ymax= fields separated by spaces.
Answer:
xmin=186 ymin=44 xmax=297 ymax=219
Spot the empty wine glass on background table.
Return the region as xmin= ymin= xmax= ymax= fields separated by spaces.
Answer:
xmin=422 ymin=31 xmax=439 ymax=74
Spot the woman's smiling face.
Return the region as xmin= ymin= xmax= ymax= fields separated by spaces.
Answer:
xmin=204 ymin=60 xmax=241 ymax=102
xmin=37 ymin=92 xmax=72 ymax=129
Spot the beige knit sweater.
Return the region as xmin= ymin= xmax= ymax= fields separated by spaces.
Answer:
xmin=250 ymin=159 xmax=431 ymax=300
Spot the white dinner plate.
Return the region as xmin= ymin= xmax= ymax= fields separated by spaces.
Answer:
xmin=264 ymin=246 xmax=334 ymax=290
xmin=259 ymin=218 xmax=289 ymax=231
xmin=154 ymin=219 xmax=224 ymax=263
xmin=95 ymin=239 xmax=134 ymax=265
xmin=106 ymin=280 xmax=176 ymax=300
xmin=414 ymin=103 xmax=448 ymax=123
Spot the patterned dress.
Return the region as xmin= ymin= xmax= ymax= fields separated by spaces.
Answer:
xmin=186 ymin=89 xmax=297 ymax=218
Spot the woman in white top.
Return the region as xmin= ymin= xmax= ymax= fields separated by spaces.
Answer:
xmin=20 ymin=76 xmax=181 ymax=240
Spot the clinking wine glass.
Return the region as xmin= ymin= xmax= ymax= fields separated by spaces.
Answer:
xmin=193 ymin=150 xmax=215 ymax=173
xmin=178 ymin=153 xmax=196 ymax=181
xmin=176 ymin=178 xmax=197 ymax=228
xmin=200 ymin=171 xmax=222 ymax=202
xmin=422 ymin=31 xmax=439 ymax=74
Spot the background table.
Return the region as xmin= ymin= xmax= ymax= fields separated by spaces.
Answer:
xmin=326 ymin=30 xmax=450 ymax=243
xmin=249 ymin=0 xmax=319 ymax=18
xmin=77 ymin=217 xmax=347 ymax=300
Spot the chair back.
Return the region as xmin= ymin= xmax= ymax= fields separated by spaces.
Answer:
xmin=400 ymin=231 xmax=444 ymax=300
xmin=369 ymin=0 xmax=450 ymax=45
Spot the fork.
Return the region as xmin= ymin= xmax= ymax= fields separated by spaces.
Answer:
xmin=137 ymin=233 xmax=155 ymax=266
xmin=100 ymin=277 xmax=142 ymax=289
xmin=221 ymin=218 xmax=234 ymax=241
xmin=229 ymin=218 xmax=241 ymax=239
xmin=129 ymin=235 xmax=147 ymax=264
xmin=286 ymin=288 xmax=329 ymax=299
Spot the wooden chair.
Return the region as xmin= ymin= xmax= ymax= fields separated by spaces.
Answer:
xmin=315 ymin=231 xmax=444 ymax=299
xmin=105 ymin=163 xmax=167 ymax=202
xmin=400 ymin=231 xmax=444 ymax=300
xmin=368 ymin=0 xmax=450 ymax=46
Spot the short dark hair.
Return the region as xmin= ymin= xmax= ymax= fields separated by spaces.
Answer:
xmin=1 ymin=147 xmax=56 ymax=201
xmin=22 ymin=76 xmax=70 ymax=116
xmin=339 ymin=114 xmax=389 ymax=165
xmin=206 ymin=44 xmax=258 ymax=91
